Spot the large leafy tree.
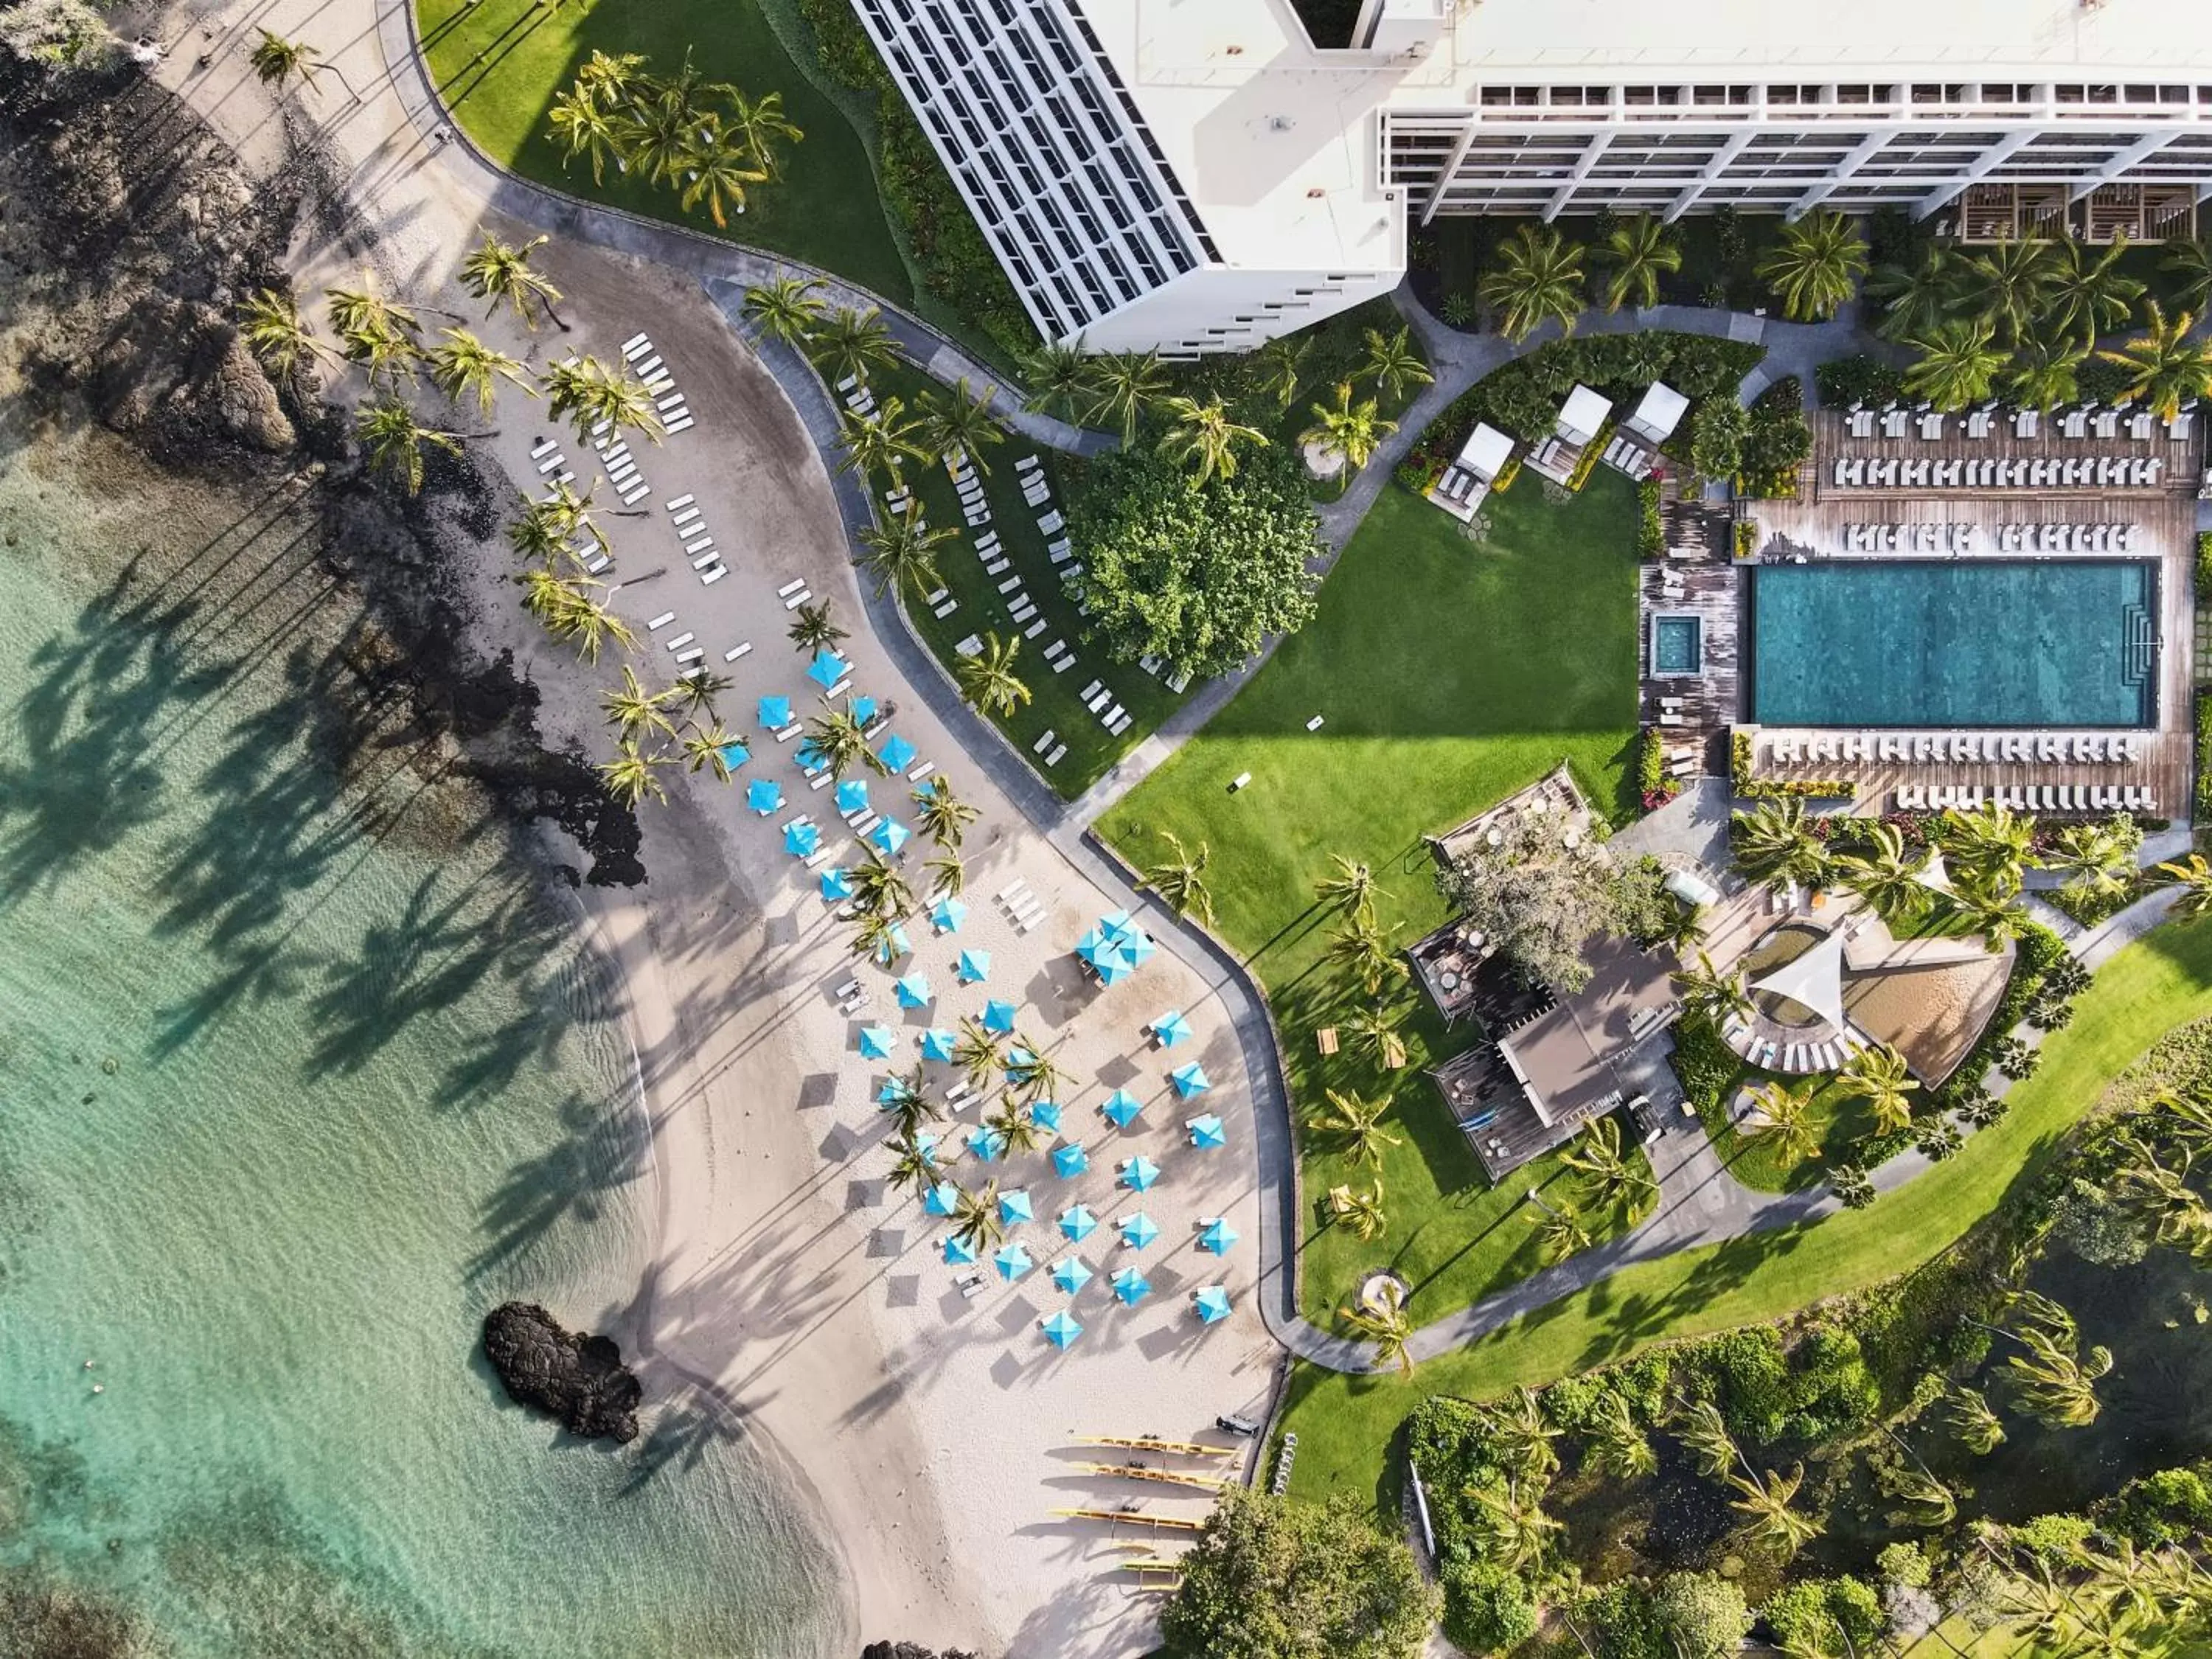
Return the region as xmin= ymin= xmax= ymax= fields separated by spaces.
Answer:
xmin=1066 ymin=445 xmax=1320 ymax=681
xmin=1756 ymin=210 xmax=1868 ymax=322
xmin=1158 ymin=1487 xmax=1439 ymax=1659
xmin=1437 ymin=813 xmax=1656 ymax=995
xmin=1478 ymin=223 xmax=1585 ymax=343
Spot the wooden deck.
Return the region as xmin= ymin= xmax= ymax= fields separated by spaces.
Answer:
xmin=1806 ymin=408 xmax=2197 ymax=499
xmin=1641 ymin=555 xmax=1741 ymax=766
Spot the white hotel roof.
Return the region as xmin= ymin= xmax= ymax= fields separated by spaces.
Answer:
xmin=1072 ymin=0 xmax=2212 ymax=271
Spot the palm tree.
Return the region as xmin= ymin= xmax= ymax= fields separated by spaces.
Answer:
xmin=847 ymin=851 xmax=914 ymax=917
xmin=725 ymin=88 xmax=801 ymax=178
xmin=541 ymin=355 xmax=664 ymax=447
xmin=1586 ymin=1391 xmax=1658 ymax=1479
xmin=1330 ymin=1178 xmax=1388 ymax=1242
xmin=1902 ymin=319 xmax=2008 ymax=411
xmin=1954 ymin=235 xmax=2062 ymax=344
xmin=787 ymin=601 xmax=846 ymax=656
xmin=1016 ymin=338 xmax=1092 ymax=419
xmin=815 ymin=306 xmax=902 ymax=386
xmin=914 ymin=776 xmax=978 ymax=848
xmin=885 ymin=1129 xmax=939 ymax=1200
xmin=952 ymin=1018 xmax=1004 ymax=1090
xmin=598 ymin=740 xmax=667 ymax=809
xmin=743 ymin=274 xmax=828 ymax=351
xmin=838 ymin=397 xmax=929 ymax=487
xmin=1085 ymin=351 xmax=1170 ymax=443
xmin=1343 ymin=1001 xmax=1409 ymax=1071
xmin=1357 ymin=325 xmax=1433 ymax=402
xmin=248 ymin=29 xmax=324 ymax=91
xmin=1599 ymin=215 xmax=1682 ymax=313
xmin=950 ymin=1181 xmax=1006 ymax=1252
xmin=1743 ymin=1079 xmax=1823 ymax=1166
xmin=1157 ymin=396 xmax=1268 ymax=484
xmin=1299 ymin=381 xmax=1397 ymax=490
xmin=1829 ymin=1163 xmax=1875 ymax=1209
xmin=2007 ymin=1324 xmax=2114 ymax=1429
xmin=1672 ymin=1399 xmax=1742 ymax=1482
xmin=1731 ymin=797 xmax=1830 ymax=890
xmin=1486 ymin=1387 xmax=1563 ymax=1481
xmin=2048 ymin=235 xmax=2144 ymax=349
xmin=1756 ymin=211 xmax=1868 ymax=323
xmin=674 ymin=119 xmax=769 ymax=229
xmin=1672 ymin=949 xmax=1753 ymax=1025
xmin=326 ymin=274 xmax=422 ymax=375
xmin=916 ymin=378 xmax=1006 ymax=471
xmin=1325 ymin=917 xmax=1406 ymax=997
xmin=2047 ymin=820 xmax=2138 ymax=905
xmin=459 ymin=234 xmax=566 ymax=330
xmin=854 ymin=504 xmax=954 ymax=599
xmin=2004 ymin=339 xmax=2088 ymax=411
xmin=1306 ymin=1088 xmax=1402 ymax=1169
xmin=548 ymin=88 xmax=625 ymax=187
xmin=1560 ymin=1116 xmax=1656 ymax=1209
xmin=355 ymin=400 xmax=460 ymax=495
xmin=1005 ymin=1033 xmax=1072 ymax=1102
xmin=1467 ymin=1477 xmax=1562 ymax=1573
xmin=1946 ymin=1385 xmax=2006 ymax=1454
xmin=1728 ymin=1464 xmax=1823 ymax=1555
xmin=602 ymin=665 xmax=680 ymax=742
xmin=671 ymin=671 xmax=731 ymax=726
xmin=849 ymin=910 xmax=907 ymax=964
xmin=1834 ymin=821 xmax=1929 ymax=919
xmin=1945 ymin=880 xmax=2026 ymax=953
xmin=425 ymin=328 xmax=532 ymax=417
xmin=1254 ymin=335 xmax=1310 ymax=411
xmin=1866 ymin=243 xmax=1965 ymax=344
xmin=1526 ymin=1188 xmax=1593 ymax=1262
xmin=925 ymin=848 xmax=966 ymax=898
xmin=2156 ymin=853 xmax=2212 ymax=919
xmin=535 ymin=580 xmax=634 ymax=664
xmin=986 ymin=1099 xmax=1047 ymax=1157
xmin=804 ymin=706 xmax=885 ymax=779
xmin=954 ymin=632 xmax=1031 ymax=719
xmin=1834 ymin=1043 xmax=1919 ymax=1135
xmin=1938 ymin=803 xmax=2036 ymax=897
xmin=1313 ymin=855 xmax=1387 ymax=924
xmin=680 ymin=723 xmax=739 ymax=781
xmin=876 ymin=1067 xmax=937 ymax=1139
xmin=1142 ymin=830 xmax=1214 ymax=925
xmin=237 ymin=288 xmax=332 ymax=384
xmin=1478 ymin=223 xmax=1586 ymax=342
xmin=2163 ymin=236 xmax=2212 ymax=313
xmin=2100 ymin=302 xmax=2212 ymax=421
xmin=574 ymin=46 xmax=645 ymax=105
xmin=1338 ymin=1279 xmax=1414 ymax=1376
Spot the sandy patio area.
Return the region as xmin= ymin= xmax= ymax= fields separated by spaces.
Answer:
xmin=148 ymin=7 xmax=1276 ymax=1655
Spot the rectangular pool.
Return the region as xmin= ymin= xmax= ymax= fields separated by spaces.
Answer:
xmin=1652 ymin=613 xmax=1702 ymax=675
xmin=1751 ymin=560 xmax=2155 ymax=728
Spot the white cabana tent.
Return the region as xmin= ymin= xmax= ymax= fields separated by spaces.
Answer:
xmin=1746 ymin=927 xmax=1850 ymax=1033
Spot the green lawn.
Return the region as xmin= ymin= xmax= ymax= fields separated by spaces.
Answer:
xmin=1691 ymin=1071 xmax=1876 ymax=1193
xmin=1099 ymin=471 xmax=1646 ymax=1332
xmin=851 ymin=360 xmax=1189 ymax=799
xmin=1275 ymin=911 xmax=2212 ymax=1513
xmin=417 ymin=0 xmax=924 ymax=324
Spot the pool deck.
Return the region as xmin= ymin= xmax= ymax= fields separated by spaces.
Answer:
xmin=1639 ymin=506 xmax=1742 ymax=771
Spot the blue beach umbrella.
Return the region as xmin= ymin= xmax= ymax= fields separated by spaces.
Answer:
xmin=998 ymin=1187 xmax=1034 ymax=1225
xmin=1004 ymin=1046 xmax=1034 ymax=1085
xmin=1101 ymin=1089 xmax=1143 ymax=1130
xmin=1119 ymin=1212 xmax=1160 ymax=1250
xmin=869 ymin=818 xmax=911 ymax=858
xmin=1029 ymin=1100 xmax=1062 ymax=1135
xmin=849 ymin=695 xmax=878 ymax=723
xmin=757 ymin=694 xmax=793 ymax=728
xmin=919 ymin=1027 xmax=956 ymax=1062
xmin=1193 ymin=1286 xmax=1232 ymax=1325
xmin=784 ymin=821 xmax=820 ymax=857
xmin=872 ymin=923 xmax=913 ymax=965
xmin=981 ymin=999 xmax=1019 ymax=1036
xmin=1110 ymin=1267 xmax=1152 ymax=1306
xmin=1152 ymin=1009 xmax=1193 ymax=1047
xmin=1188 ymin=1113 xmax=1228 ymax=1150
xmin=1059 ymin=1204 xmax=1097 ymax=1242
xmin=1120 ymin=1155 xmax=1161 ymax=1192
xmin=942 ymin=1233 xmax=977 ymax=1266
xmin=858 ymin=1024 xmax=896 ymax=1060
xmin=956 ymin=948 xmax=991 ymax=984
xmin=912 ymin=1133 xmax=942 ymax=1166
xmin=1052 ymin=1143 xmax=1089 ymax=1180
xmin=795 ymin=740 xmax=827 ymax=773
xmin=879 ymin=733 xmax=918 ymax=773
xmin=924 ymin=1180 xmax=960 ymax=1218
xmin=931 ymin=896 xmax=968 ymax=933
xmin=876 ymin=1078 xmax=914 ymax=1107
xmin=993 ymin=1242 xmax=1033 ymax=1282
xmin=807 ymin=649 xmax=849 ymax=689
xmin=1093 ymin=951 xmax=1133 ymax=987
xmin=1050 ymin=1256 xmax=1092 ymax=1295
xmin=1171 ymin=1062 xmax=1212 ymax=1099
xmin=746 ymin=778 xmax=783 ymax=814
xmin=1198 ymin=1218 xmax=1239 ymax=1255
xmin=966 ymin=1125 xmax=1006 ymax=1162
xmin=836 ymin=778 xmax=872 ymax=815
xmin=1074 ymin=926 xmax=1108 ymax=964
xmin=820 ymin=866 xmax=855 ymax=902
xmin=717 ymin=740 xmax=750 ymax=771
xmin=1040 ymin=1309 xmax=1082 ymax=1348
xmin=894 ymin=973 xmax=932 ymax=1009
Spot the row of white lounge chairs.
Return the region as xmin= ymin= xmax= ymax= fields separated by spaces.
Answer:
xmin=1832 ymin=455 xmax=2165 ymax=490
xmin=1845 ymin=402 xmax=2196 ymax=444
xmin=1764 ymin=732 xmax=2140 ymax=765
xmin=1893 ymin=784 xmax=2157 ymax=813
xmin=1837 ymin=521 xmax=2138 ymax=555
xmin=1719 ymin=1012 xmax=1868 ymax=1077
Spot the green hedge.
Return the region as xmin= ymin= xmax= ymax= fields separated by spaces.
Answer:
xmin=1637 ymin=476 xmax=1664 ymax=557
xmin=1731 ymin=731 xmax=1857 ymax=800
xmin=1812 ymin=354 xmax=1904 ymax=408
xmin=2197 ymin=690 xmax=2212 ymax=825
xmin=2196 ymin=531 xmax=2212 ymax=597
xmin=1670 ymin=1012 xmax=1742 ymax=1111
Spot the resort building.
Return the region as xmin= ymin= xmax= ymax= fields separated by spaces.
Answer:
xmin=848 ymin=0 xmax=2212 ymax=352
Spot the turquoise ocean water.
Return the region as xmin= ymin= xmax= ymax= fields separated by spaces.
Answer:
xmin=0 ymin=451 xmax=838 ymax=1655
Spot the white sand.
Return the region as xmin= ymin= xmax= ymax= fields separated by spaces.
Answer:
xmin=155 ymin=15 xmax=1274 ymax=1654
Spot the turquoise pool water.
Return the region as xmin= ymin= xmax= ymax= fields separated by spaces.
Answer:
xmin=1752 ymin=560 xmax=2156 ymax=728
xmin=1652 ymin=614 xmax=1702 ymax=675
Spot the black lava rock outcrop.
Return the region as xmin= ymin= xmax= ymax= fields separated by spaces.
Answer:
xmin=861 ymin=1645 xmax=980 ymax=1659
xmin=481 ymin=1304 xmax=641 ymax=1444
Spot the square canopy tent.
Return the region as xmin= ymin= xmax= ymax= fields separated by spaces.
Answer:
xmin=1621 ymin=382 xmax=1688 ymax=449
xmin=1557 ymin=384 xmax=1615 ymax=446
xmin=1455 ymin=422 xmax=1516 ymax=483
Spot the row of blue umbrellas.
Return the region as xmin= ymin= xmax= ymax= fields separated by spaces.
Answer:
xmin=1035 ymin=1286 xmax=1232 ymax=1349
xmin=1075 ymin=910 xmax=1158 ymax=986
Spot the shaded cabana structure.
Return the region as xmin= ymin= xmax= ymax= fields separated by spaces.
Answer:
xmin=1604 ymin=383 xmax=1688 ymax=481
xmin=1527 ymin=385 xmax=1613 ymax=486
xmin=1426 ymin=422 xmax=1516 ymax=521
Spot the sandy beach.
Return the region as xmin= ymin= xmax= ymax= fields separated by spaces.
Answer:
xmin=145 ymin=8 xmax=1278 ymax=1653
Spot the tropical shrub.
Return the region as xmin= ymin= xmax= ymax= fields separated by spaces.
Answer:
xmin=1422 ymin=333 xmax=1761 ymax=454
xmin=1637 ymin=476 xmax=1665 ymax=557
xmin=1814 ymin=354 xmax=1906 ymax=408
xmin=2198 ymin=692 xmax=2212 ymax=824
xmin=1739 ymin=378 xmax=1812 ymax=497
xmin=1638 ymin=726 xmax=1680 ymax=810
xmin=1762 ymin=1576 xmax=1882 ymax=1656
xmin=1441 ymin=1561 xmax=1538 ymax=1655
xmin=1669 ymin=1013 xmax=1742 ymax=1113
xmin=2096 ymin=1461 xmax=2212 ymax=1548
xmin=1933 ymin=922 xmax=2067 ymax=1107
xmin=2197 ymin=531 xmax=2212 ymax=596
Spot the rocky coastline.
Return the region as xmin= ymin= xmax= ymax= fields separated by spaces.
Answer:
xmin=480 ymin=1304 xmax=643 ymax=1444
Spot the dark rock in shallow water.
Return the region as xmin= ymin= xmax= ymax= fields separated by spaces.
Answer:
xmin=860 ymin=1645 xmax=981 ymax=1659
xmin=481 ymin=1304 xmax=641 ymax=1444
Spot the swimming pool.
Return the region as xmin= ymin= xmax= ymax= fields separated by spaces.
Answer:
xmin=1751 ymin=560 xmax=2155 ymax=728
xmin=1652 ymin=613 xmax=1702 ymax=675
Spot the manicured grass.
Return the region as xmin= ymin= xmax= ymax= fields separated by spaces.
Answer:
xmin=852 ymin=360 xmax=1189 ymax=799
xmin=1099 ymin=472 xmax=1645 ymax=1331
xmin=417 ymin=0 xmax=922 ymax=323
xmin=1691 ymin=1071 xmax=1874 ymax=1194
xmin=1275 ymin=911 xmax=2212 ymax=1512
